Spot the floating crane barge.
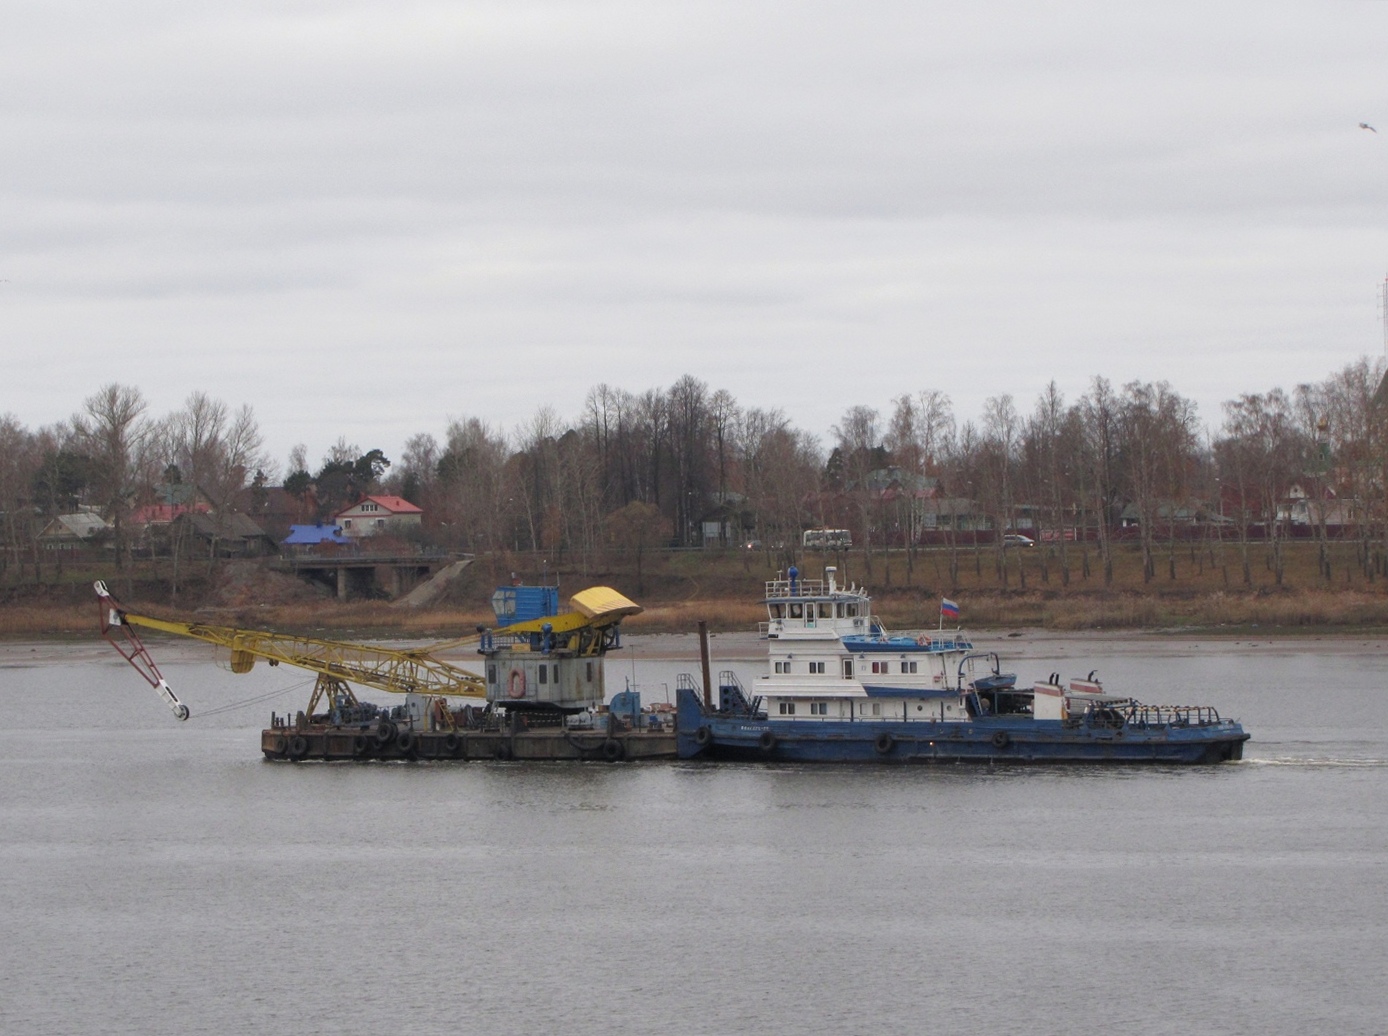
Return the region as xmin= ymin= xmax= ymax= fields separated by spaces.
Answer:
xmin=96 ymin=580 xmax=678 ymax=762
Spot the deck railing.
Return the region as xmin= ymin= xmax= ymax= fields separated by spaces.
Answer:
xmin=1123 ymin=703 xmax=1224 ymax=727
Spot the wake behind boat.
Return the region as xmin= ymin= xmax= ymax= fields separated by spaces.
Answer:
xmin=677 ymin=566 xmax=1249 ymax=764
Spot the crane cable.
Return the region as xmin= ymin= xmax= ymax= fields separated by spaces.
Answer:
xmin=185 ymin=676 xmax=316 ymax=720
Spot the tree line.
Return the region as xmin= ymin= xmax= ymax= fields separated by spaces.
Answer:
xmin=3 ymin=358 xmax=1387 ymax=588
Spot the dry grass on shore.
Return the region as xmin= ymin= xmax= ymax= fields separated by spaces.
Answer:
xmin=877 ymin=589 xmax=1388 ymax=632
xmin=10 ymin=540 xmax=1388 ymax=639
xmin=10 ymin=587 xmax=1388 ymax=640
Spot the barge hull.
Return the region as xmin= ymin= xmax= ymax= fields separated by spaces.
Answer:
xmin=678 ymin=728 xmax=1247 ymax=764
xmin=263 ymin=726 xmax=677 ymax=762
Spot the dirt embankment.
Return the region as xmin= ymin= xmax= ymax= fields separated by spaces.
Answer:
xmin=7 ymin=545 xmax=1388 ymax=639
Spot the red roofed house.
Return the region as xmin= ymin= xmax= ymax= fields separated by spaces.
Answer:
xmin=334 ymin=495 xmax=424 ymax=539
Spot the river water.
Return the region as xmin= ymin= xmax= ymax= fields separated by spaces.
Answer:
xmin=1 ymin=633 xmax=1385 ymax=1035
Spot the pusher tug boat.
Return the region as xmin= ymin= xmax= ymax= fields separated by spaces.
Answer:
xmin=677 ymin=566 xmax=1249 ymax=764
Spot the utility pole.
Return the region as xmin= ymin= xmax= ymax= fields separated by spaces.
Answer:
xmin=1380 ymin=275 xmax=1388 ymax=356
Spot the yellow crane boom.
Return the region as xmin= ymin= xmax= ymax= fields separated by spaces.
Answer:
xmin=97 ymin=579 xmax=486 ymax=706
xmin=94 ymin=580 xmax=643 ymax=721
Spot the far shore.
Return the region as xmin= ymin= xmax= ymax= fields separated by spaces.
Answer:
xmin=11 ymin=541 xmax=1388 ymax=643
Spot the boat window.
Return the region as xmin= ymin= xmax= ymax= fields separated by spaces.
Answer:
xmin=789 ymin=603 xmax=803 ymax=618
xmin=902 ymin=661 xmax=918 ymax=674
xmin=842 ymin=659 xmax=853 ymax=678
xmin=538 ymin=665 xmax=547 ymax=685
xmin=775 ymin=661 xmax=790 ymax=674
xmin=809 ymin=661 xmax=826 ymax=674
xmin=552 ymin=664 xmax=559 ymax=684
xmin=779 ymin=702 xmax=796 ymax=715
xmin=586 ymin=662 xmax=594 ymax=682
xmin=810 ymin=702 xmax=827 ymax=715
xmin=769 ymin=604 xmax=784 ymax=619
xmin=805 ymin=603 xmax=816 ymax=620
xmin=846 ymin=603 xmax=858 ymax=617
xmin=871 ymin=703 xmax=882 ymax=716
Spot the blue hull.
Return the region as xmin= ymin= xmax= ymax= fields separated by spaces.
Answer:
xmin=676 ymin=689 xmax=1248 ymax=765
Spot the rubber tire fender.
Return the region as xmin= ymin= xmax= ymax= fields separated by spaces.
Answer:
xmin=601 ymin=739 xmax=625 ymax=763
xmin=270 ymin=734 xmax=288 ymax=756
xmin=693 ymin=726 xmax=713 ymax=747
xmin=352 ymin=734 xmax=370 ymax=756
xmin=396 ymin=730 xmax=416 ymax=755
xmin=443 ymin=732 xmax=461 ymax=755
xmin=758 ymin=730 xmax=777 ymax=752
xmin=991 ymin=730 xmax=1011 ymax=749
xmin=874 ymin=732 xmax=894 ymax=755
xmin=287 ymin=735 xmax=309 ymax=761
xmin=375 ymin=720 xmax=396 ymax=746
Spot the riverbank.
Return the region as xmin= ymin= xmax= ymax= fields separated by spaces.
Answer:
xmin=8 ymin=541 xmax=1388 ymax=639
xmin=9 ymin=587 xmax=1388 ymax=642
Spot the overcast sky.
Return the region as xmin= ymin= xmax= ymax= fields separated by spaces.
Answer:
xmin=3 ymin=0 xmax=1388 ymax=472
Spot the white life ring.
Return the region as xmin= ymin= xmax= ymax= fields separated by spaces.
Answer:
xmin=508 ymin=668 xmax=527 ymax=699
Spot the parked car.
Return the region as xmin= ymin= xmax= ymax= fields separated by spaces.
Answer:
xmin=1003 ymin=533 xmax=1035 ymax=547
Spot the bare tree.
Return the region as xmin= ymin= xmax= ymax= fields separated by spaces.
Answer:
xmin=1118 ymin=382 xmax=1197 ymax=583
xmin=832 ymin=404 xmax=882 ymax=562
xmin=437 ymin=417 xmax=509 ymax=552
xmin=394 ymin=432 xmax=439 ymax=510
xmin=1218 ymin=390 xmax=1303 ymax=585
xmin=737 ymin=408 xmax=821 ymax=566
xmin=980 ymin=395 xmax=1021 ymax=585
xmin=1027 ymin=382 xmax=1069 ymax=584
xmin=0 ymin=415 xmax=43 ymax=580
xmin=72 ymin=384 xmax=150 ymax=575
xmin=1079 ymin=377 xmax=1121 ymax=585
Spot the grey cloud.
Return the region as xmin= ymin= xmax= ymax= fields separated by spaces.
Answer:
xmin=3 ymin=0 xmax=1387 ymax=466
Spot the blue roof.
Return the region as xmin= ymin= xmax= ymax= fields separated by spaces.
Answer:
xmin=283 ymin=523 xmax=350 ymax=545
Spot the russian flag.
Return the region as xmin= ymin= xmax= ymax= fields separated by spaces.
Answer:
xmin=940 ymin=598 xmax=960 ymax=620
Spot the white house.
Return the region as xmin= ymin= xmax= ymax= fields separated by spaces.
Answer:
xmin=334 ymin=495 xmax=424 ymax=538
xmin=37 ymin=511 xmax=111 ymax=551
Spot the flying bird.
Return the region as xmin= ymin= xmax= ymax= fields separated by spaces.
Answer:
xmin=1360 ymin=122 xmax=1377 ymax=133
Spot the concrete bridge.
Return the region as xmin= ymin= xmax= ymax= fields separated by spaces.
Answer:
xmin=270 ymin=551 xmax=473 ymax=601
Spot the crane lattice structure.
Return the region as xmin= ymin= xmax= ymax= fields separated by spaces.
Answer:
xmin=95 ymin=580 xmax=639 ymax=722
